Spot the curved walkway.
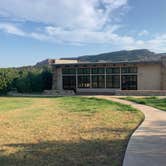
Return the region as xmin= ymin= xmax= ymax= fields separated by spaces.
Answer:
xmin=95 ymin=96 xmax=166 ymax=166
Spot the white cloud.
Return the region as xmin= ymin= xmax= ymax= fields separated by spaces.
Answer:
xmin=0 ymin=0 xmax=129 ymax=43
xmin=138 ymin=30 xmax=149 ymax=36
xmin=0 ymin=0 xmax=128 ymax=30
xmin=1 ymin=22 xmax=166 ymax=53
xmin=0 ymin=23 xmax=25 ymax=36
xmin=0 ymin=0 xmax=166 ymax=52
xmin=45 ymin=25 xmax=122 ymax=43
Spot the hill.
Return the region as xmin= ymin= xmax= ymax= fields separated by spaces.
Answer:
xmin=37 ymin=49 xmax=166 ymax=66
xmin=76 ymin=49 xmax=163 ymax=62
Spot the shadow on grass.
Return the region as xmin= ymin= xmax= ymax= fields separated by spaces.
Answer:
xmin=0 ymin=139 xmax=127 ymax=166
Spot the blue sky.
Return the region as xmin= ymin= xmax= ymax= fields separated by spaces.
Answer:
xmin=0 ymin=0 xmax=166 ymax=67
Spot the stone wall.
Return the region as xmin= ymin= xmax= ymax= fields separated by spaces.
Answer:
xmin=137 ymin=64 xmax=161 ymax=90
xmin=76 ymin=90 xmax=166 ymax=96
xmin=52 ymin=67 xmax=62 ymax=90
xmin=43 ymin=90 xmax=75 ymax=96
xmin=161 ymin=57 xmax=166 ymax=90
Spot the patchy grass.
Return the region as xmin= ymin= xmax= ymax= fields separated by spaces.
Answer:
xmin=0 ymin=96 xmax=143 ymax=166
xmin=124 ymin=96 xmax=166 ymax=111
xmin=57 ymin=97 xmax=139 ymax=114
xmin=0 ymin=98 xmax=33 ymax=112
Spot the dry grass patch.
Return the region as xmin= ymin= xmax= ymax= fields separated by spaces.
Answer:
xmin=0 ymin=96 xmax=143 ymax=166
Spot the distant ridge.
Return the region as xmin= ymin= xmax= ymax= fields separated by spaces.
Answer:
xmin=77 ymin=49 xmax=163 ymax=62
xmin=61 ymin=49 xmax=165 ymax=62
xmin=36 ymin=49 xmax=166 ymax=66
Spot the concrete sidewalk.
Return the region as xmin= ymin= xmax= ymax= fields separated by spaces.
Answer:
xmin=95 ymin=96 xmax=166 ymax=166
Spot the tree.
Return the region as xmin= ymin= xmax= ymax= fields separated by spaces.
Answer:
xmin=0 ymin=66 xmax=53 ymax=94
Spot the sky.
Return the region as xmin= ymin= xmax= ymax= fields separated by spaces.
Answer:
xmin=0 ymin=0 xmax=166 ymax=67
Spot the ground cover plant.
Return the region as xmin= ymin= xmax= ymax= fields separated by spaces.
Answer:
xmin=0 ymin=97 xmax=143 ymax=166
xmin=124 ymin=96 xmax=166 ymax=111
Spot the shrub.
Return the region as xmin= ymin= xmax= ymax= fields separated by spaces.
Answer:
xmin=0 ymin=66 xmax=53 ymax=94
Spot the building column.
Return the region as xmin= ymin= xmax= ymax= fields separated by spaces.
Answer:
xmin=161 ymin=57 xmax=166 ymax=90
xmin=52 ymin=67 xmax=63 ymax=90
xmin=104 ymin=67 xmax=106 ymax=88
xmin=120 ymin=67 xmax=122 ymax=90
xmin=90 ymin=67 xmax=92 ymax=88
xmin=76 ymin=68 xmax=78 ymax=90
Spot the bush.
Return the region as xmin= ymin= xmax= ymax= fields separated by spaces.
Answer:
xmin=0 ymin=66 xmax=53 ymax=94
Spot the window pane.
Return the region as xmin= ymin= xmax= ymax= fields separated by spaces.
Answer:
xmin=92 ymin=68 xmax=105 ymax=74
xmin=121 ymin=67 xmax=137 ymax=74
xmin=106 ymin=68 xmax=120 ymax=74
xmin=121 ymin=75 xmax=137 ymax=90
xmin=92 ymin=75 xmax=105 ymax=88
xmin=63 ymin=76 xmax=76 ymax=90
xmin=78 ymin=76 xmax=90 ymax=88
xmin=106 ymin=75 xmax=120 ymax=88
xmin=77 ymin=68 xmax=90 ymax=74
xmin=62 ymin=68 xmax=76 ymax=74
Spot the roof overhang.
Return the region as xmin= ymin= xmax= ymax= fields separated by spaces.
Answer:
xmin=52 ymin=60 xmax=161 ymax=68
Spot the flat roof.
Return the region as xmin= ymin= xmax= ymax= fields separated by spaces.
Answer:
xmin=52 ymin=60 xmax=161 ymax=67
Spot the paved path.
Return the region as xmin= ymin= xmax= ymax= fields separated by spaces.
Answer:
xmin=94 ymin=96 xmax=166 ymax=166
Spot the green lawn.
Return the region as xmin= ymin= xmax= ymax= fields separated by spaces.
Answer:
xmin=0 ymin=96 xmax=143 ymax=166
xmin=124 ymin=96 xmax=166 ymax=111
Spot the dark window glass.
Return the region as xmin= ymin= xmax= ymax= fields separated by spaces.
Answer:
xmin=106 ymin=68 xmax=120 ymax=74
xmin=106 ymin=75 xmax=120 ymax=88
xmin=121 ymin=75 xmax=137 ymax=90
xmin=78 ymin=76 xmax=90 ymax=88
xmin=63 ymin=76 xmax=76 ymax=90
xmin=62 ymin=68 xmax=76 ymax=75
xmin=77 ymin=68 xmax=90 ymax=74
xmin=92 ymin=75 xmax=105 ymax=88
xmin=92 ymin=68 xmax=105 ymax=74
xmin=121 ymin=67 xmax=137 ymax=74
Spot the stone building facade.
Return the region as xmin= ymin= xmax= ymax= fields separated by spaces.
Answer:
xmin=51 ymin=57 xmax=166 ymax=94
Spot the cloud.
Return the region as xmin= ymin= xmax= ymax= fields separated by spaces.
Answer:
xmin=45 ymin=25 xmax=122 ymax=43
xmin=0 ymin=23 xmax=25 ymax=36
xmin=0 ymin=0 xmax=128 ymax=30
xmin=0 ymin=0 xmax=166 ymax=52
xmin=1 ymin=22 xmax=166 ymax=53
xmin=0 ymin=0 xmax=132 ymax=45
xmin=138 ymin=30 xmax=149 ymax=36
xmin=0 ymin=23 xmax=53 ymax=42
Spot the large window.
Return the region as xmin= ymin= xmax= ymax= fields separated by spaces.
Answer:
xmin=106 ymin=75 xmax=120 ymax=88
xmin=121 ymin=67 xmax=137 ymax=74
xmin=121 ymin=75 xmax=137 ymax=90
xmin=63 ymin=76 xmax=76 ymax=90
xmin=61 ymin=66 xmax=138 ymax=90
xmin=77 ymin=68 xmax=90 ymax=74
xmin=121 ymin=67 xmax=137 ymax=90
xmin=92 ymin=75 xmax=105 ymax=88
xmin=78 ymin=76 xmax=90 ymax=88
xmin=62 ymin=68 xmax=76 ymax=75
xmin=106 ymin=67 xmax=120 ymax=74
xmin=92 ymin=68 xmax=105 ymax=74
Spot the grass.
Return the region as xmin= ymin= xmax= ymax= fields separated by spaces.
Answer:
xmin=124 ymin=96 xmax=166 ymax=111
xmin=0 ymin=96 xmax=143 ymax=166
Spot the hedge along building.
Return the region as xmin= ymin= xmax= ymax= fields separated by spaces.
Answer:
xmin=51 ymin=57 xmax=166 ymax=95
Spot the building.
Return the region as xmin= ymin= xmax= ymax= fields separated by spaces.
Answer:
xmin=51 ymin=57 xmax=166 ymax=95
xmin=36 ymin=59 xmax=78 ymax=66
